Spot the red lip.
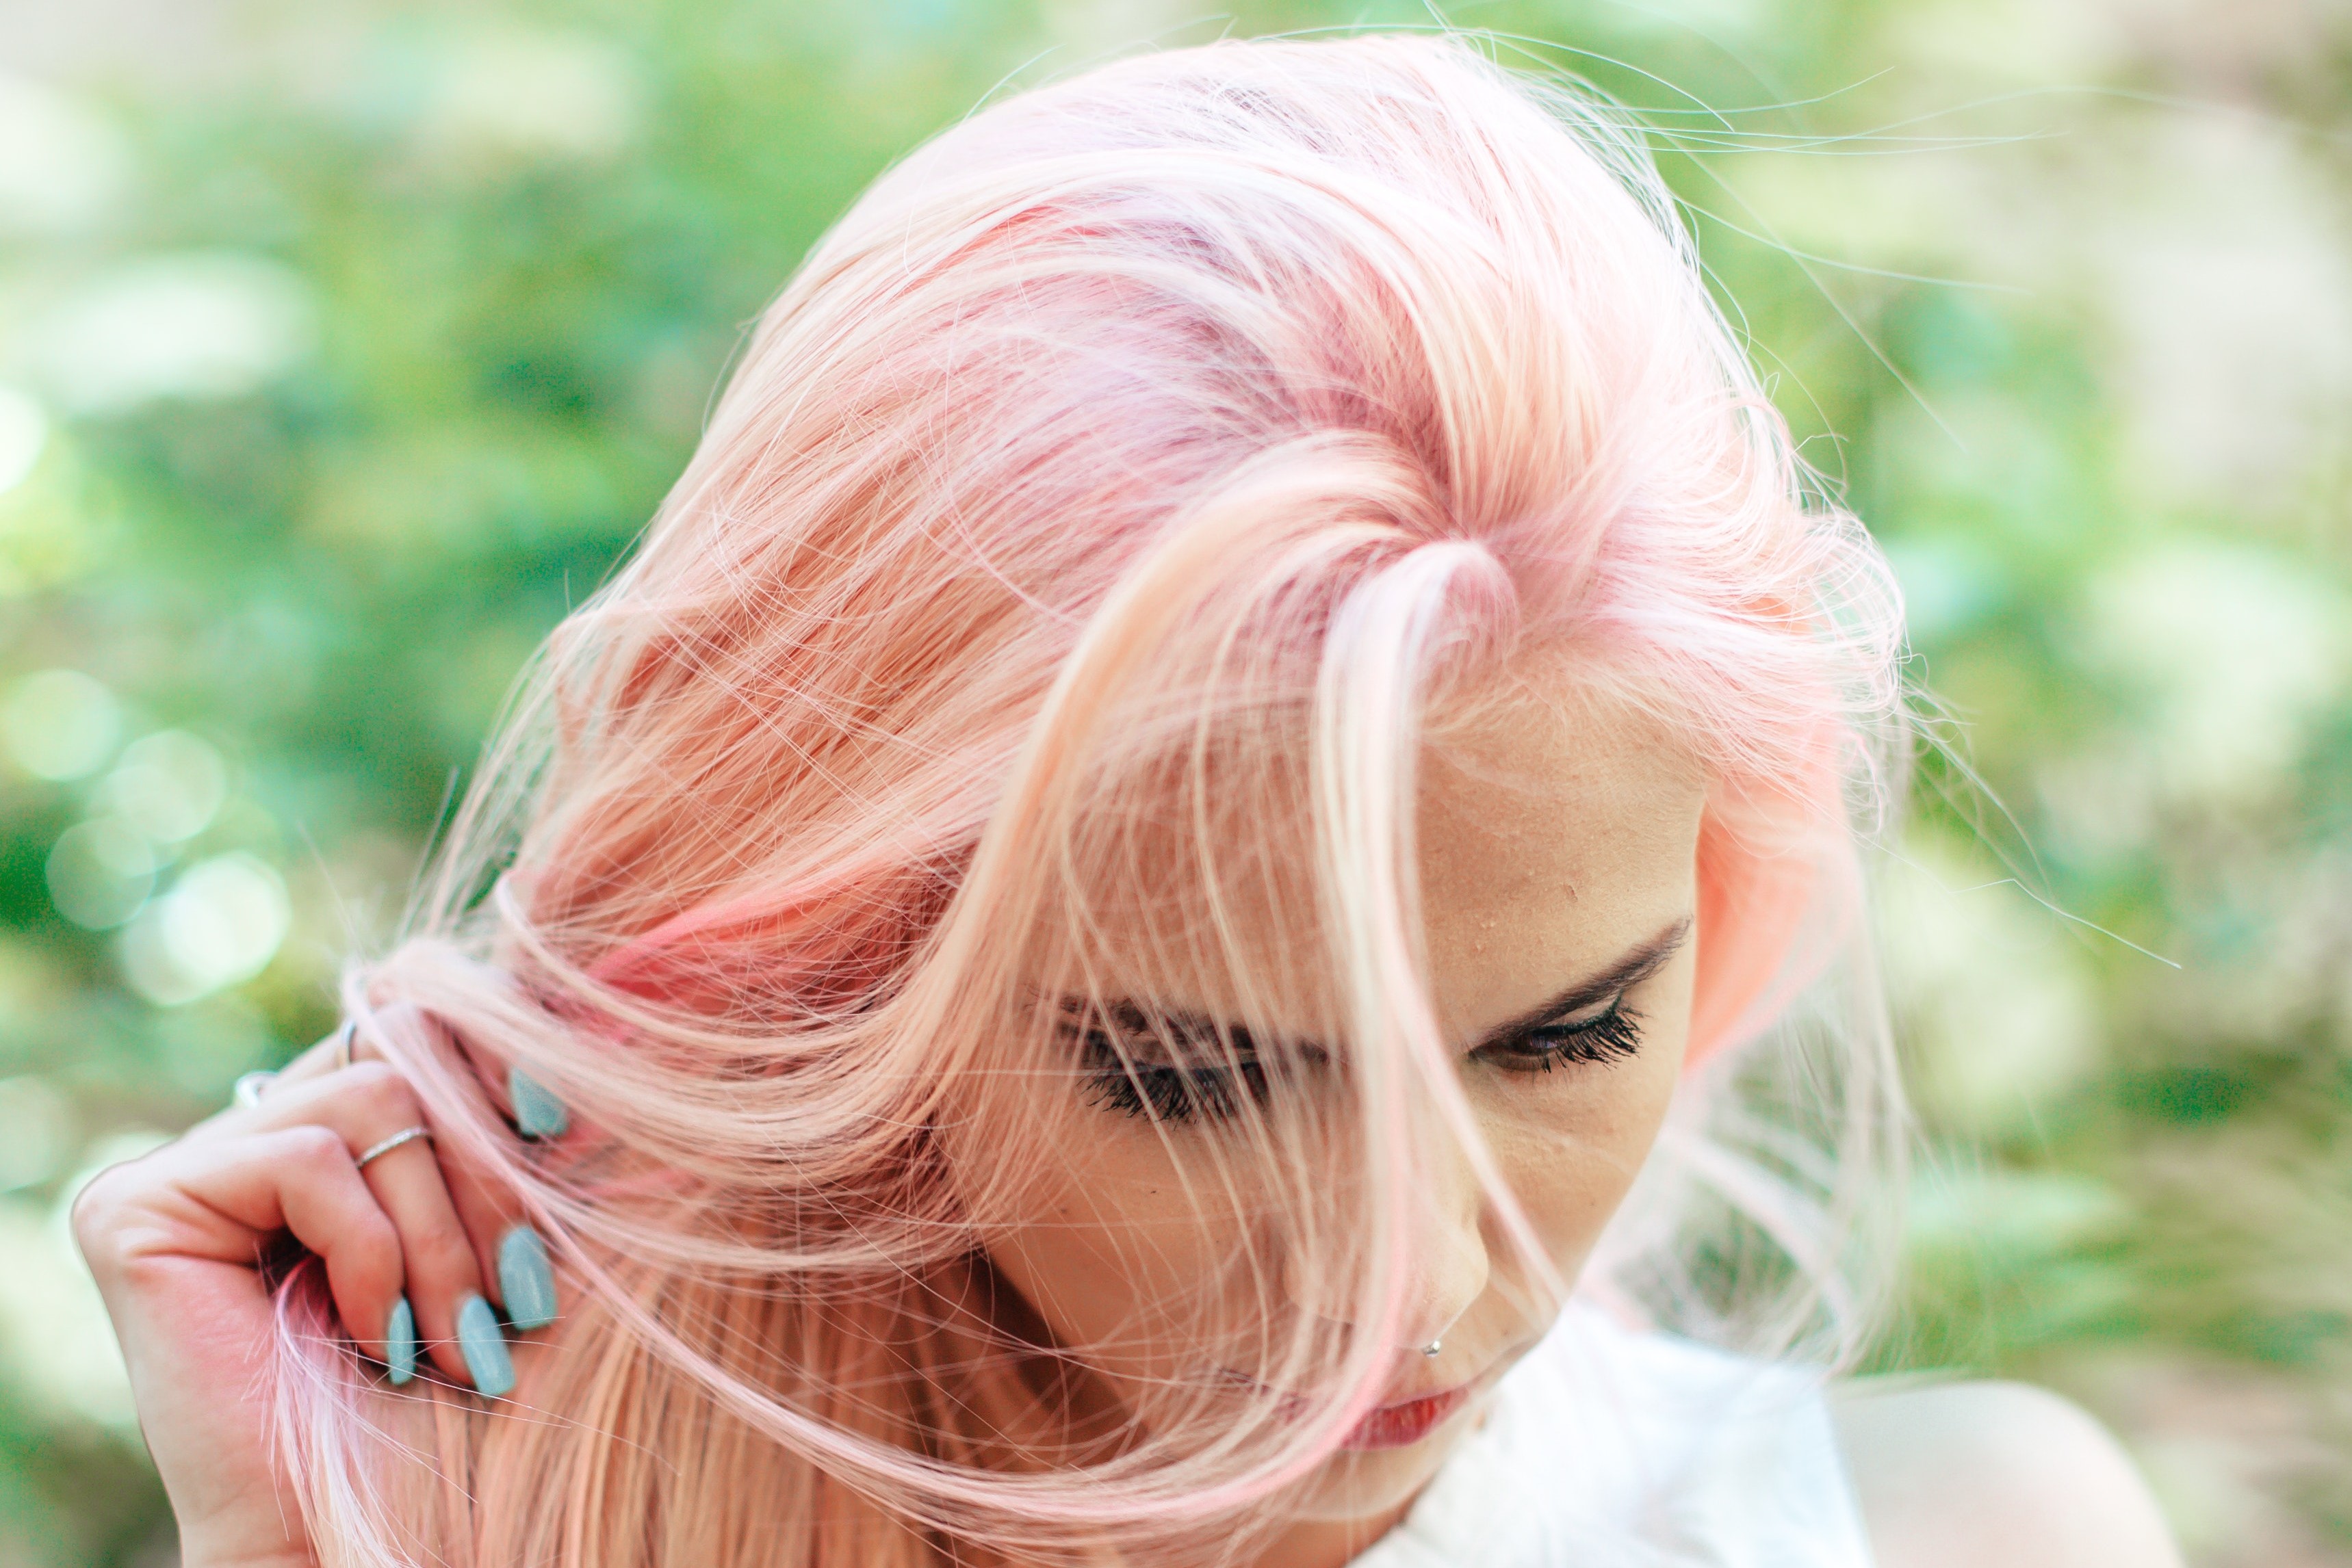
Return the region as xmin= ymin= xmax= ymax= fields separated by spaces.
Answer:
xmin=1341 ymin=1385 xmax=1471 ymax=1450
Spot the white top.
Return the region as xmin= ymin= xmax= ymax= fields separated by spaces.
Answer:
xmin=1348 ymin=1307 xmax=1877 ymax=1568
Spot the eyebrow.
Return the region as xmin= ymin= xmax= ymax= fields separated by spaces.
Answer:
xmin=1467 ymin=915 xmax=1694 ymax=1050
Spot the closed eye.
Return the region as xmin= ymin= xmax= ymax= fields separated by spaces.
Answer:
xmin=1060 ymin=1002 xmax=1279 ymax=1123
xmin=1060 ymin=914 xmax=1685 ymax=1119
xmin=1471 ymin=999 xmax=1646 ymax=1073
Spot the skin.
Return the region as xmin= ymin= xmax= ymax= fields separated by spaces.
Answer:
xmin=944 ymin=684 xmax=1708 ymax=1567
xmin=73 ymin=1021 xmax=526 ymax=1568
xmin=1833 ymin=1381 xmax=2186 ymax=1568
xmin=71 ymin=682 xmax=2180 ymax=1568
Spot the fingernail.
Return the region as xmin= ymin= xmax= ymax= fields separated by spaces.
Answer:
xmin=456 ymin=1293 xmax=514 ymax=1398
xmin=385 ymin=1295 xmax=417 ymax=1386
xmin=508 ymin=1067 xmax=569 ymax=1140
xmin=497 ymin=1225 xmax=558 ymax=1331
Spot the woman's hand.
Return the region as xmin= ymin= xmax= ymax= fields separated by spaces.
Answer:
xmin=70 ymin=1012 xmax=563 ymax=1568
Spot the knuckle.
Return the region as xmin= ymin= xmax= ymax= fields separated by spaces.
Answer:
xmin=286 ymin=1123 xmax=349 ymax=1171
xmin=66 ymin=1158 xmax=174 ymax=1279
xmin=68 ymin=1179 xmax=125 ymax=1261
xmin=66 ymin=1155 xmax=153 ymax=1245
xmin=411 ymin=1232 xmax=480 ymax=1289
xmin=354 ymin=1215 xmax=405 ymax=1274
xmin=68 ymin=1164 xmax=122 ymax=1220
xmin=344 ymin=1061 xmax=417 ymax=1118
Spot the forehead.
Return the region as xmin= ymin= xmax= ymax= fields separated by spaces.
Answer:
xmin=1061 ymin=678 xmax=1709 ymax=1040
xmin=1416 ymin=681 xmax=1707 ymax=1037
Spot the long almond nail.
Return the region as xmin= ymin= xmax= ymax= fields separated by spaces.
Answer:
xmin=385 ymin=1295 xmax=417 ymax=1386
xmin=456 ymin=1293 xmax=514 ymax=1397
xmin=498 ymin=1226 xmax=557 ymax=1331
xmin=508 ymin=1067 xmax=569 ymax=1140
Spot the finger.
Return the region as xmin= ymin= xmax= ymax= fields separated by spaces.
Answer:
xmin=261 ymin=1005 xmax=565 ymax=1337
xmin=349 ymin=1006 xmax=565 ymax=1332
xmin=235 ymin=1065 xmax=503 ymax=1387
xmin=436 ymin=1136 xmax=553 ymax=1333
xmin=268 ymin=1128 xmax=411 ymax=1364
xmin=134 ymin=1126 xmax=407 ymax=1366
xmin=271 ymin=1002 xmax=573 ymax=1151
xmin=331 ymin=1003 xmax=571 ymax=1141
xmin=340 ymin=1067 xmax=506 ymax=1383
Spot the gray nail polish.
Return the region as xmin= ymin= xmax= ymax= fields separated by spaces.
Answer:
xmin=498 ymin=1225 xmax=558 ymax=1331
xmin=456 ymin=1293 xmax=515 ymax=1398
xmin=385 ymin=1295 xmax=417 ymax=1386
xmin=508 ymin=1067 xmax=569 ymax=1140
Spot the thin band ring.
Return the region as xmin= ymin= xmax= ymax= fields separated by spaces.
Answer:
xmin=354 ymin=1125 xmax=432 ymax=1171
xmin=334 ymin=1019 xmax=356 ymax=1071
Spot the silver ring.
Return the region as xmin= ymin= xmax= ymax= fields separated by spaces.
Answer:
xmin=354 ymin=1125 xmax=432 ymax=1171
xmin=231 ymin=1070 xmax=279 ymax=1110
xmin=1419 ymin=1340 xmax=1442 ymax=1359
xmin=334 ymin=1020 xmax=356 ymax=1071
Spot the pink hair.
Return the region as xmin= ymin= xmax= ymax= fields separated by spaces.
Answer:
xmin=278 ymin=33 xmax=1906 ymax=1568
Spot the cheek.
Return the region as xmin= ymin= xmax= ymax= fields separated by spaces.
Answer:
xmin=959 ymin=1106 xmax=1254 ymax=1360
xmin=1485 ymin=962 xmax=1694 ymax=1259
xmin=1481 ymin=1071 xmax=1670 ymax=1262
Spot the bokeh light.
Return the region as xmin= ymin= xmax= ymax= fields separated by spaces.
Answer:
xmin=1 ymin=671 xmax=120 ymax=783
xmin=43 ymin=820 xmax=153 ymax=932
xmin=119 ymin=854 xmax=289 ymax=1006
xmin=0 ymin=387 xmax=47 ymax=496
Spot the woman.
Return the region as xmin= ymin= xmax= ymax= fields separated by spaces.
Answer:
xmin=75 ymin=34 xmax=2180 ymax=1568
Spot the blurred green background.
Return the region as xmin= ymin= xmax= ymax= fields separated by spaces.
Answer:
xmin=0 ymin=0 xmax=2346 ymax=1562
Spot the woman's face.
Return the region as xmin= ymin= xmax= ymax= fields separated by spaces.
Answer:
xmin=946 ymin=684 xmax=1708 ymax=1547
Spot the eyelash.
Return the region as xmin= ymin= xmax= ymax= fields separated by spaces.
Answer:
xmin=1479 ymin=1003 xmax=1646 ymax=1074
xmin=1073 ymin=1002 xmax=1645 ymax=1123
xmin=1080 ymin=1032 xmax=1269 ymax=1122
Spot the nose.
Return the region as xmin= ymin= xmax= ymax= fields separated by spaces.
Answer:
xmin=1279 ymin=1124 xmax=1491 ymax=1355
